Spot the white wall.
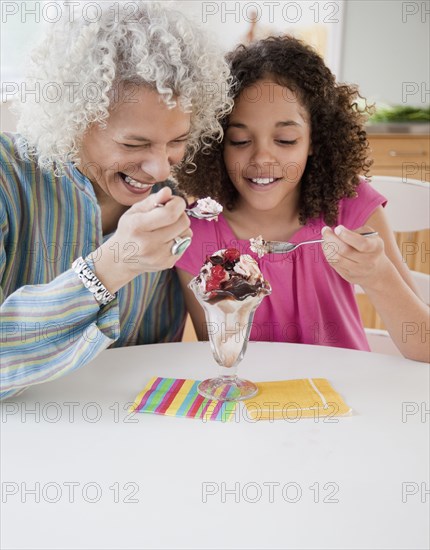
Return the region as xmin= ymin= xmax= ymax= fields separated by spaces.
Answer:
xmin=0 ymin=103 xmax=18 ymax=133
xmin=1 ymin=0 xmax=428 ymax=133
xmin=340 ymin=0 xmax=429 ymax=106
xmin=178 ymin=0 xmax=429 ymax=107
xmin=175 ymin=0 xmax=345 ymax=74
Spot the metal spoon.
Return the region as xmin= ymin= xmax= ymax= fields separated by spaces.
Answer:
xmin=252 ymin=231 xmax=379 ymax=255
xmin=185 ymin=207 xmax=221 ymax=221
xmin=154 ymin=202 xmax=221 ymax=221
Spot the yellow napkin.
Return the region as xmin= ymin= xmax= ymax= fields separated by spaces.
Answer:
xmin=244 ymin=378 xmax=352 ymax=421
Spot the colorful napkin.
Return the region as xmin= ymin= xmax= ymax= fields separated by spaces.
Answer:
xmin=244 ymin=378 xmax=352 ymax=420
xmin=129 ymin=377 xmax=237 ymax=421
xmin=130 ymin=377 xmax=351 ymax=422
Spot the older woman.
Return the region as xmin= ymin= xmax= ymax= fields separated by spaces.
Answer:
xmin=0 ymin=1 xmax=232 ymax=399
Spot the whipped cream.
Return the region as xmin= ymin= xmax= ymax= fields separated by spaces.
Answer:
xmin=194 ymin=197 xmax=223 ymax=221
xmin=249 ymin=235 xmax=269 ymax=258
xmin=233 ymin=254 xmax=263 ymax=285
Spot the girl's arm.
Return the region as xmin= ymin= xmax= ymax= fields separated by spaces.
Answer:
xmin=321 ymin=205 xmax=429 ymax=362
xmin=176 ymin=268 xmax=209 ymax=340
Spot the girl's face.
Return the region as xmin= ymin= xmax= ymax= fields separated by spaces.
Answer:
xmin=78 ymin=85 xmax=191 ymax=207
xmin=223 ymin=79 xmax=312 ymax=214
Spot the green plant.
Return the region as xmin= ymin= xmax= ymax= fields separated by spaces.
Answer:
xmin=369 ymin=105 xmax=430 ymax=123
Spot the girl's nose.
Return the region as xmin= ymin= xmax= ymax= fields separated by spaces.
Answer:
xmin=250 ymin=143 xmax=277 ymax=165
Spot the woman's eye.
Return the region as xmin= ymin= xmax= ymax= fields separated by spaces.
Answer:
xmin=123 ymin=143 xmax=144 ymax=148
xmin=170 ymin=139 xmax=188 ymax=147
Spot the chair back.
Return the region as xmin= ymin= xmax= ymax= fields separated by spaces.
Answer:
xmin=369 ymin=176 xmax=429 ymax=232
xmin=359 ymin=176 xmax=429 ymax=355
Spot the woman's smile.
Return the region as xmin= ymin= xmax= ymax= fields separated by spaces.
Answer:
xmin=118 ymin=172 xmax=156 ymax=194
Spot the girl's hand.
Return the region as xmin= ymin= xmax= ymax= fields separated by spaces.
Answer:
xmin=321 ymin=225 xmax=391 ymax=289
xmin=321 ymin=211 xmax=429 ymax=363
xmin=91 ymin=187 xmax=192 ymax=293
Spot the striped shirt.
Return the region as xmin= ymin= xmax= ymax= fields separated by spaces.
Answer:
xmin=0 ymin=132 xmax=185 ymax=400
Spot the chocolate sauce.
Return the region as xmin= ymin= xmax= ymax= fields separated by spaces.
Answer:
xmin=207 ymin=279 xmax=266 ymax=303
xmin=208 ymin=254 xmax=224 ymax=265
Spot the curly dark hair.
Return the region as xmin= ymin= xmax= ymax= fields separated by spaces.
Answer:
xmin=175 ymin=35 xmax=373 ymax=226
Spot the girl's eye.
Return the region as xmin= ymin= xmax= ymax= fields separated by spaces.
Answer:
xmin=228 ymin=140 xmax=250 ymax=146
xmin=277 ymin=139 xmax=298 ymax=145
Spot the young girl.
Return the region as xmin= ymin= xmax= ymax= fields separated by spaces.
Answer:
xmin=175 ymin=36 xmax=429 ymax=362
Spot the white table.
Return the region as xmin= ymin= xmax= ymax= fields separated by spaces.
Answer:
xmin=1 ymin=342 xmax=429 ymax=550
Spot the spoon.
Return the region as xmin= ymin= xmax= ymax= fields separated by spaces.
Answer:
xmin=154 ymin=200 xmax=222 ymax=221
xmin=251 ymin=231 xmax=379 ymax=255
xmin=185 ymin=207 xmax=221 ymax=221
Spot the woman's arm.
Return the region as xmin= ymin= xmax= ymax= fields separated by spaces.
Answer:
xmin=322 ymin=206 xmax=429 ymax=362
xmin=0 ymin=266 xmax=120 ymax=400
xmin=0 ymin=187 xmax=191 ymax=399
xmin=176 ymin=268 xmax=209 ymax=340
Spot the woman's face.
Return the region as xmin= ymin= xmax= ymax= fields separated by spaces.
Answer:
xmin=78 ymin=85 xmax=191 ymax=207
xmin=223 ymin=79 xmax=312 ymax=213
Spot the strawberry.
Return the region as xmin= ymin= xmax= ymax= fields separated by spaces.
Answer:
xmin=224 ymin=248 xmax=240 ymax=263
xmin=206 ymin=264 xmax=227 ymax=291
xmin=206 ymin=280 xmax=219 ymax=292
xmin=211 ymin=264 xmax=227 ymax=281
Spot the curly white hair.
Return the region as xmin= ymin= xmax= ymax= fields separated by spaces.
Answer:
xmin=15 ymin=1 xmax=233 ymax=171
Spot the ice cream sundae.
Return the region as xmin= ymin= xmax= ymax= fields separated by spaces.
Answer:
xmin=189 ymin=248 xmax=271 ymax=401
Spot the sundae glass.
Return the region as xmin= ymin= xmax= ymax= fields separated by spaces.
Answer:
xmin=188 ymin=248 xmax=271 ymax=401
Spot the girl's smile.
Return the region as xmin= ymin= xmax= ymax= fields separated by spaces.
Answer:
xmin=243 ymin=176 xmax=283 ymax=192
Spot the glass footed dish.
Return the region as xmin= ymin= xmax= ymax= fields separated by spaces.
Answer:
xmin=188 ymin=278 xmax=271 ymax=402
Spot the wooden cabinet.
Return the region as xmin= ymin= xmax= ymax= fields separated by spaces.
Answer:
xmin=367 ymin=134 xmax=429 ymax=181
xmin=358 ymin=133 xmax=430 ymax=329
xmin=367 ymin=133 xmax=429 ymax=273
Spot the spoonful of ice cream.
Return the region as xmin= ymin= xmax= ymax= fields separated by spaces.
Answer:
xmin=186 ymin=197 xmax=223 ymax=221
xmin=250 ymin=231 xmax=379 ymax=257
xmin=155 ymin=196 xmax=223 ymax=221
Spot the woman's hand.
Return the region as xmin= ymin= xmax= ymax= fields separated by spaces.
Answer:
xmin=91 ymin=187 xmax=192 ymax=293
xmin=321 ymin=225 xmax=391 ymax=290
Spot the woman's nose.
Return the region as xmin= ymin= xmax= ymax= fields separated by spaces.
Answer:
xmin=141 ymin=151 xmax=171 ymax=182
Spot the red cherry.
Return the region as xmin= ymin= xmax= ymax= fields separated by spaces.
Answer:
xmin=206 ymin=280 xmax=218 ymax=291
xmin=224 ymin=248 xmax=241 ymax=262
xmin=211 ymin=265 xmax=226 ymax=279
xmin=206 ymin=265 xmax=227 ymax=291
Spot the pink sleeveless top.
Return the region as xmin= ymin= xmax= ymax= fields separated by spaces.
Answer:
xmin=176 ymin=179 xmax=387 ymax=350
